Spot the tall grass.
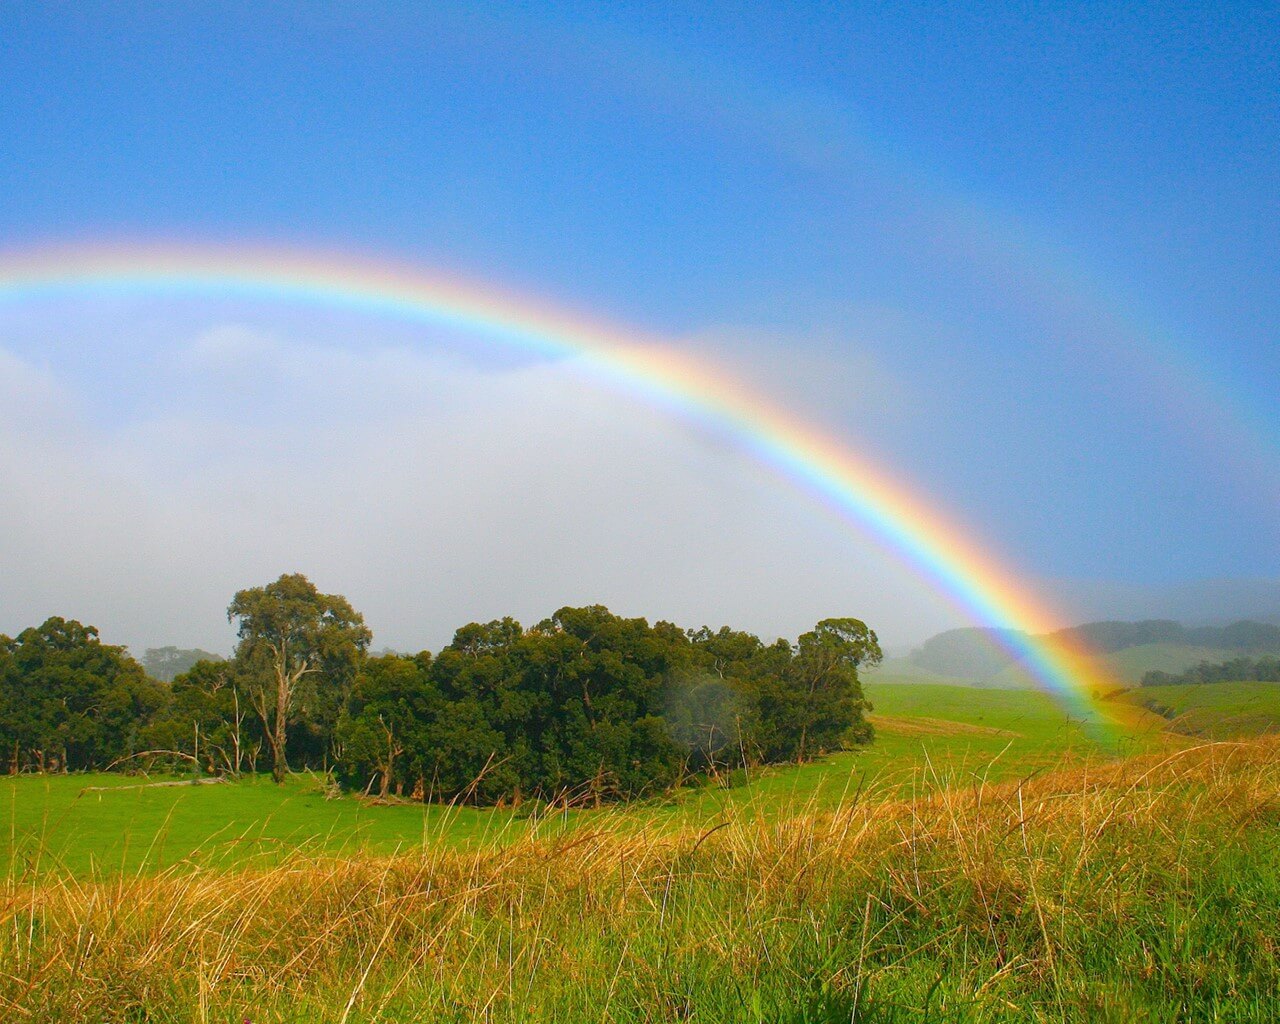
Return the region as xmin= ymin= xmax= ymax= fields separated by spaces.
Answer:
xmin=5 ymin=739 xmax=1280 ymax=1022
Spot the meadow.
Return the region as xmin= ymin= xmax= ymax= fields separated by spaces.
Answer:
xmin=1119 ymin=680 xmax=1280 ymax=739
xmin=1 ymin=684 xmax=1157 ymax=879
xmin=5 ymin=682 xmax=1278 ymax=1022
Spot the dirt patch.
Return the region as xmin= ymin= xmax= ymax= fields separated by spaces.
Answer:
xmin=868 ymin=714 xmax=1022 ymax=738
xmin=79 ymin=777 xmax=228 ymax=794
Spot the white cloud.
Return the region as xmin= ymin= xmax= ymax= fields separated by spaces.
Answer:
xmin=0 ymin=323 xmax=963 ymax=656
xmin=0 ymin=349 xmax=71 ymax=428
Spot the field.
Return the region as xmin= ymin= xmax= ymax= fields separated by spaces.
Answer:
xmin=1118 ymin=680 xmax=1280 ymax=739
xmin=0 ymin=685 xmax=1160 ymax=879
xmin=4 ymin=683 xmax=1278 ymax=1022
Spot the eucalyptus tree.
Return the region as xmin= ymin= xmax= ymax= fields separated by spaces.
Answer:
xmin=144 ymin=658 xmax=257 ymax=774
xmin=791 ymin=618 xmax=880 ymax=759
xmin=228 ymin=574 xmax=371 ymax=783
xmin=0 ymin=617 xmax=163 ymax=772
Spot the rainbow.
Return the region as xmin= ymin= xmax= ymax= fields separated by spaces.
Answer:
xmin=0 ymin=242 xmax=1125 ymax=730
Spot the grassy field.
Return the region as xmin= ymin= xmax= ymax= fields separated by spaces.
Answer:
xmin=5 ymin=734 xmax=1280 ymax=1021
xmin=1118 ymin=680 xmax=1280 ymax=739
xmin=4 ymin=682 xmax=1278 ymax=1021
xmin=0 ymin=684 xmax=1164 ymax=879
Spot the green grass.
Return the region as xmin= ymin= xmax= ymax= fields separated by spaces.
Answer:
xmin=0 ymin=683 xmax=1161 ymax=881
xmin=1119 ymin=680 xmax=1280 ymax=739
xmin=665 ymin=684 xmax=1121 ymax=822
xmin=0 ymin=770 xmax=524 ymax=879
xmin=3 ymin=686 xmax=1278 ymax=1021
xmin=6 ymin=738 xmax=1280 ymax=1022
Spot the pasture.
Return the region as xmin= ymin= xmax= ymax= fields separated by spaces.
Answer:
xmin=2 ymin=683 xmax=1166 ymax=880
xmin=3 ymin=723 xmax=1278 ymax=1021
xmin=1119 ymin=680 xmax=1280 ymax=739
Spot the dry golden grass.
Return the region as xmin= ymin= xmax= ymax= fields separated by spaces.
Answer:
xmin=5 ymin=738 xmax=1280 ymax=1022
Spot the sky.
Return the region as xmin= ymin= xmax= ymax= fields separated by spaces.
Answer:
xmin=0 ymin=2 xmax=1277 ymax=656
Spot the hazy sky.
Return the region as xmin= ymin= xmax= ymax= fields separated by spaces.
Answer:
xmin=1 ymin=3 xmax=1277 ymax=655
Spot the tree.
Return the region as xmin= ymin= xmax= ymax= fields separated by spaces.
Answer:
xmin=0 ymin=618 xmax=164 ymax=772
xmin=228 ymin=574 xmax=371 ymax=783
xmin=336 ymin=653 xmax=435 ymax=799
xmin=143 ymin=658 xmax=257 ymax=774
xmin=665 ymin=674 xmax=739 ymax=772
xmin=791 ymin=618 xmax=879 ymax=759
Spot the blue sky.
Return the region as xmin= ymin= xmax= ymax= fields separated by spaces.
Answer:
xmin=1 ymin=2 xmax=1276 ymax=652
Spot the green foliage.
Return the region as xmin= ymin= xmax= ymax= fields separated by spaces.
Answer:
xmin=334 ymin=607 xmax=878 ymax=805
xmin=1143 ymin=655 xmax=1280 ymax=687
xmin=0 ymin=592 xmax=877 ymax=805
xmin=142 ymin=658 xmax=259 ymax=773
xmin=228 ymin=573 xmax=372 ymax=782
xmin=0 ymin=617 xmax=164 ymax=772
xmin=335 ymin=653 xmax=437 ymax=798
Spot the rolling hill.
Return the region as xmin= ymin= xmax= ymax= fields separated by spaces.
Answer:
xmin=875 ymin=617 xmax=1280 ymax=689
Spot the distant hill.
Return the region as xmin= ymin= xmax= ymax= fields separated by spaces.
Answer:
xmin=873 ymin=618 xmax=1280 ymax=689
xmin=904 ymin=627 xmax=1026 ymax=680
xmin=1054 ymin=619 xmax=1280 ymax=654
xmin=1049 ymin=577 xmax=1280 ymax=627
xmin=142 ymin=646 xmax=226 ymax=683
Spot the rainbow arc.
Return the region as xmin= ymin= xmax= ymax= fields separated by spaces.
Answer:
xmin=0 ymin=242 xmax=1125 ymax=730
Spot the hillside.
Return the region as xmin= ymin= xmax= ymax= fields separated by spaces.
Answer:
xmin=0 ymin=682 xmax=1123 ymax=879
xmin=1117 ymin=681 xmax=1280 ymax=739
xmin=883 ymin=618 xmax=1280 ymax=688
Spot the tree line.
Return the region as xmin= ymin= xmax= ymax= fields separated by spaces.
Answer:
xmin=1058 ymin=619 xmax=1280 ymax=654
xmin=1142 ymin=656 xmax=1280 ymax=688
xmin=0 ymin=574 xmax=879 ymax=803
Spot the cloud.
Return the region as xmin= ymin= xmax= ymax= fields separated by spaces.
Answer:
xmin=0 ymin=349 xmax=71 ymax=428
xmin=0 ymin=321 xmax=962 ymax=656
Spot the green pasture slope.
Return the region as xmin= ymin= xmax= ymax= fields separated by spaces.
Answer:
xmin=876 ymin=644 xmax=1246 ymax=689
xmin=1119 ymin=680 xmax=1280 ymax=739
xmin=0 ymin=770 xmax=517 ymax=879
xmin=1 ymin=684 xmax=1158 ymax=879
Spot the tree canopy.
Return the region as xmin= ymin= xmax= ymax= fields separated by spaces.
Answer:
xmin=228 ymin=573 xmax=372 ymax=782
xmin=335 ymin=606 xmax=878 ymax=805
xmin=0 ymin=617 xmax=164 ymax=772
xmin=0 ymin=586 xmax=880 ymax=804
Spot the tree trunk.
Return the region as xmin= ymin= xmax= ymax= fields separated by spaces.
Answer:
xmin=271 ymin=648 xmax=290 ymax=784
xmin=231 ymin=686 xmax=244 ymax=776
